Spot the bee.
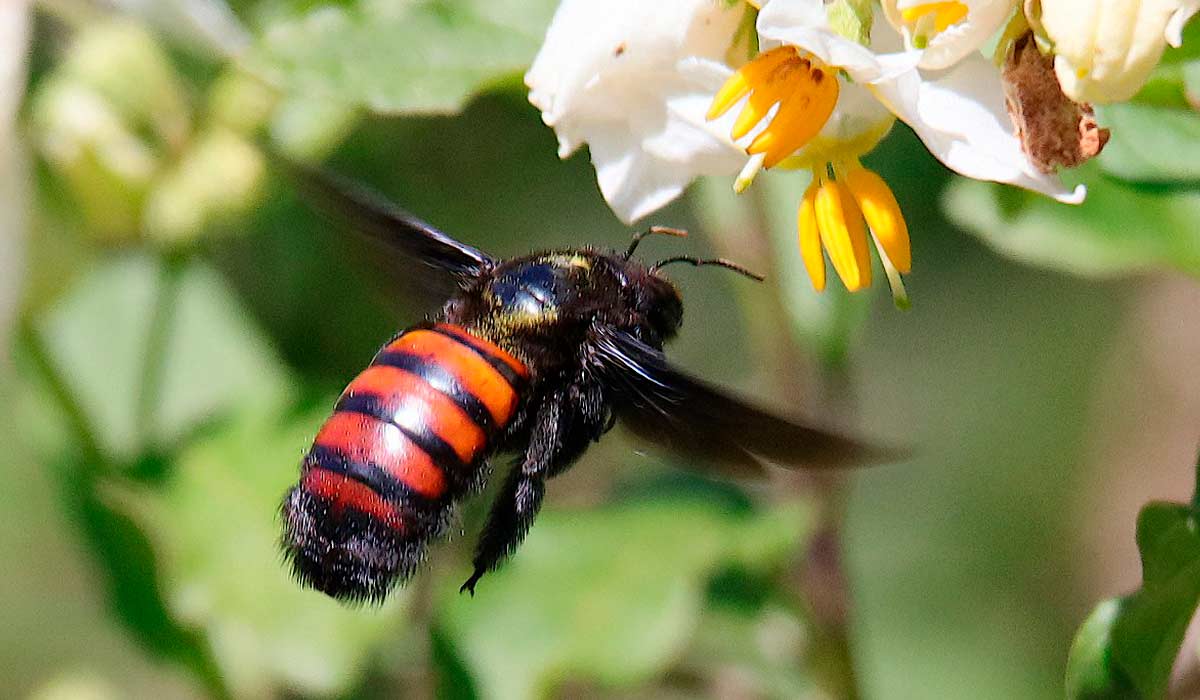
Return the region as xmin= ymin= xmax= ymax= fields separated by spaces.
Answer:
xmin=279 ymin=161 xmax=889 ymax=602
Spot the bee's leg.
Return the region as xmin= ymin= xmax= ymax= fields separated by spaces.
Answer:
xmin=460 ymin=399 xmax=562 ymax=595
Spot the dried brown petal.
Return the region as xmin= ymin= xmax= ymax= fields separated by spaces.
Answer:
xmin=1002 ymin=31 xmax=1110 ymax=173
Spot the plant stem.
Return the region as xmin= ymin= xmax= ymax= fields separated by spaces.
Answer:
xmin=735 ymin=181 xmax=863 ymax=700
xmin=18 ymin=314 xmax=107 ymax=466
xmin=137 ymin=252 xmax=186 ymax=450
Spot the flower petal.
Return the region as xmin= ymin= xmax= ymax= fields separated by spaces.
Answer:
xmin=871 ymin=55 xmax=1086 ymax=203
xmin=526 ymin=0 xmax=748 ymax=222
xmin=757 ymin=0 xmax=887 ymax=81
xmin=885 ymin=0 xmax=1017 ymax=69
xmin=1166 ymin=0 xmax=1200 ymax=46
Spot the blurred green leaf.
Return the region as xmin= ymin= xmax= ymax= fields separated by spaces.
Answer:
xmin=268 ymin=96 xmax=361 ymax=160
xmin=243 ymin=0 xmax=557 ymax=114
xmin=109 ymin=407 xmax=409 ymax=698
xmin=142 ymin=129 xmax=268 ymax=246
xmin=1111 ymin=502 xmax=1200 ymax=699
xmin=16 ymin=321 xmax=224 ymax=695
xmin=678 ymin=604 xmax=815 ymax=698
xmin=436 ymin=498 xmax=809 ymax=698
xmin=1097 ymin=103 xmax=1200 ymax=183
xmin=30 ymin=79 xmax=159 ymax=241
xmin=56 ymin=20 xmax=191 ymax=151
xmin=943 ymin=170 xmax=1200 ymax=278
xmin=35 ymin=253 xmax=292 ymax=462
xmin=1065 ymin=598 xmax=1136 ymax=700
xmin=1067 ymin=501 xmax=1200 ymax=700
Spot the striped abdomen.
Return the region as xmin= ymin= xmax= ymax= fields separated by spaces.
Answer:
xmin=281 ymin=323 xmax=529 ymax=602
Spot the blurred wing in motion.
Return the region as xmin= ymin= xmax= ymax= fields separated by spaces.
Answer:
xmin=588 ymin=325 xmax=902 ymax=476
xmin=276 ymin=155 xmax=496 ymax=299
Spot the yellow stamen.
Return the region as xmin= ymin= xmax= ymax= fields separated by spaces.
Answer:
xmin=844 ymin=166 xmax=911 ymax=273
xmin=734 ymin=152 xmax=766 ymax=193
xmin=798 ymin=181 xmax=825 ymax=292
xmin=814 ymin=177 xmax=871 ymax=292
xmin=747 ymin=67 xmax=839 ymax=168
xmin=707 ymin=46 xmax=794 ymax=121
xmin=707 ymin=47 xmax=839 ymax=166
xmin=900 ymin=2 xmax=968 ymax=33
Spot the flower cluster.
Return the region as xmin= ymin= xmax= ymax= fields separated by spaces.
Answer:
xmin=525 ymin=0 xmax=1196 ymax=305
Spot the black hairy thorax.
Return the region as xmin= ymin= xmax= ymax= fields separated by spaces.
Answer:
xmin=444 ymin=248 xmax=685 ymax=372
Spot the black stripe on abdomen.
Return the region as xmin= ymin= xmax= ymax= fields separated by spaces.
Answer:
xmin=303 ymin=445 xmax=435 ymax=510
xmin=333 ymin=393 xmax=472 ymax=491
xmin=371 ymin=350 xmax=497 ymax=436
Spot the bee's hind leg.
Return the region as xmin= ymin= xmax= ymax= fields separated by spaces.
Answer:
xmin=460 ymin=399 xmax=561 ymax=596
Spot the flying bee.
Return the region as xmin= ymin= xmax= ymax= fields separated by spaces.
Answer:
xmin=279 ymin=161 xmax=892 ymax=602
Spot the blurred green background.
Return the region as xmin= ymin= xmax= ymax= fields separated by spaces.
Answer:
xmin=4 ymin=2 xmax=1200 ymax=699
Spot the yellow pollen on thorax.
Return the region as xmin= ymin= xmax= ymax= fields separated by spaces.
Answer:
xmin=900 ymin=1 xmax=968 ymax=33
xmin=707 ymin=46 xmax=840 ymax=169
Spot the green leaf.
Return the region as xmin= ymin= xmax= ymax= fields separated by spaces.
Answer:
xmin=35 ymin=253 xmax=292 ymax=462
xmin=243 ymin=0 xmax=558 ymax=115
xmin=142 ymin=129 xmax=268 ymax=246
xmin=1110 ymin=503 xmax=1200 ymax=699
xmin=436 ymin=498 xmax=810 ymax=699
xmin=1065 ymin=598 xmax=1136 ymax=700
xmin=678 ymin=604 xmax=817 ymax=699
xmin=108 ymin=407 xmax=410 ymax=697
xmin=1096 ymin=103 xmax=1200 ymax=183
xmin=1067 ymin=502 xmax=1200 ymax=700
xmin=943 ymin=171 xmax=1200 ymax=279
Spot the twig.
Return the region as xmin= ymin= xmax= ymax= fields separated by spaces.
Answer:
xmin=716 ymin=181 xmax=864 ymax=699
xmin=136 ymin=252 xmax=186 ymax=449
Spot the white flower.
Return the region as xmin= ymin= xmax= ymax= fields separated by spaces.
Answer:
xmin=882 ymin=0 xmax=1018 ymax=69
xmin=1035 ymin=0 xmax=1200 ymax=103
xmin=742 ymin=0 xmax=1083 ymax=200
xmin=872 ymin=54 xmax=1086 ymax=203
xmin=525 ymin=0 xmax=747 ymax=223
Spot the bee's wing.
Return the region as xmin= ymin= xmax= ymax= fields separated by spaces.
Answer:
xmin=588 ymin=326 xmax=903 ymax=473
xmin=276 ymin=155 xmax=496 ymax=299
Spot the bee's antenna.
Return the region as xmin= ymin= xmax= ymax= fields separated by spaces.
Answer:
xmin=649 ymin=256 xmax=765 ymax=282
xmin=625 ymin=225 xmax=689 ymax=260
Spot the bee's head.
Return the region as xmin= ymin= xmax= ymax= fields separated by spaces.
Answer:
xmin=621 ymin=226 xmax=762 ymax=345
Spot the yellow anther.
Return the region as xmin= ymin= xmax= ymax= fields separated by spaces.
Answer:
xmin=747 ymin=68 xmax=839 ymax=168
xmin=798 ymin=181 xmax=825 ymax=292
xmin=708 ymin=47 xmax=838 ymax=165
xmin=814 ymin=178 xmax=871 ymax=292
xmin=900 ymin=2 xmax=968 ymax=33
xmin=707 ymin=46 xmax=794 ymax=121
xmin=844 ymin=166 xmax=910 ymax=273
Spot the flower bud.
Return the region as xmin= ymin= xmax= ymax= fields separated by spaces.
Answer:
xmin=1031 ymin=0 xmax=1199 ymax=103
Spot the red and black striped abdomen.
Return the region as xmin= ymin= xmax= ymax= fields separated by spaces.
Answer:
xmin=281 ymin=323 xmax=529 ymax=602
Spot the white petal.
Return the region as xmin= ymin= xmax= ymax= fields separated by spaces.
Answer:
xmin=885 ymin=0 xmax=1017 ymax=69
xmin=1041 ymin=0 xmax=1181 ymax=103
xmin=581 ymin=59 xmax=747 ymax=223
xmin=873 ymin=56 xmax=1084 ymax=203
xmin=757 ymin=0 xmax=887 ymax=79
xmin=1166 ymin=0 xmax=1200 ymax=46
xmin=921 ymin=0 xmax=1017 ymax=69
xmin=526 ymin=0 xmax=745 ymax=221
